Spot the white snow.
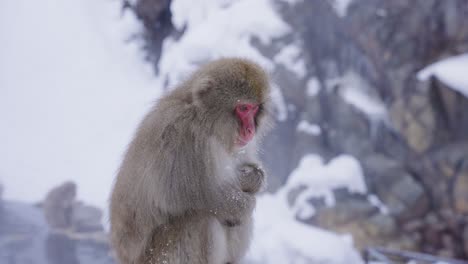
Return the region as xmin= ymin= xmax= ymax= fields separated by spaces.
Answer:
xmin=285 ymin=155 xmax=366 ymax=211
xmin=337 ymin=72 xmax=387 ymax=120
xmin=249 ymin=196 xmax=363 ymax=264
xmin=160 ymin=0 xmax=290 ymax=88
xmin=306 ymin=77 xmax=321 ymax=97
xmin=367 ymin=194 xmax=389 ymax=215
xmin=0 ymin=0 xmax=160 ymax=209
xmin=274 ymin=44 xmax=307 ymax=79
xmin=279 ymin=0 xmax=304 ymax=5
xmin=417 ymin=53 xmax=468 ymax=98
xmin=270 ymin=83 xmax=289 ymax=121
xmin=247 ymin=154 xmax=365 ymax=264
xmin=330 ymin=0 xmax=353 ymax=17
xmin=297 ymin=120 xmax=321 ymax=136
xmin=171 ymin=0 xmax=233 ymax=30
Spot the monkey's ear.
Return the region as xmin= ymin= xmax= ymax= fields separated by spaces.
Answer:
xmin=192 ymin=77 xmax=214 ymax=107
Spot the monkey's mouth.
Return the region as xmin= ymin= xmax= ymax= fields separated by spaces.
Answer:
xmin=236 ymin=123 xmax=255 ymax=148
xmin=235 ymin=137 xmax=250 ymax=147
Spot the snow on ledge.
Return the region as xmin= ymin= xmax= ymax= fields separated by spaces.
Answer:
xmin=161 ymin=0 xmax=290 ymax=88
xmin=270 ymin=83 xmax=288 ymax=121
xmin=331 ymin=0 xmax=353 ymax=18
xmin=297 ymin=120 xmax=321 ymax=136
xmin=306 ymin=77 xmax=321 ymax=97
xmin=274 ymin=44 xmax=307 ymax=78
xmin=338 ymin=71 xmax=387 ymax=121
xmin=417 ymin=53 xmax=468 ymax=98
xmin=286 ymin=155 xmax=367 ymax=203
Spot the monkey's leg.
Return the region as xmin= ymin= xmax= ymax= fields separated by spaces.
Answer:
xmin=145 ymin=215 xmax=214 ymax=264
xmin=224 ymin=215 xmax=253 ymax=264
xmin=110 ymin=215 xmax=150 ymax=264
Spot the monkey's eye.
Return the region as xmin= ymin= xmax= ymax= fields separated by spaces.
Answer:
xmin=258 ymin=103 xmax=264 ymax=112
xmin=236 ymin=103 xmax=259 ymax=116
xmin=238 ymin=105 xmax=248 ymax=112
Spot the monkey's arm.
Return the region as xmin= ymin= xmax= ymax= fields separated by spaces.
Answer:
xmin=208 ymin=180 xmax=255 ymax=220
xmin=158 ymin=129 xmax=255 ymax=222
xmin=205 ymin=164 xmax=263 ymax=227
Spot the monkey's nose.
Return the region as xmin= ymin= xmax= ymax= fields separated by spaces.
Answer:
xmin=242 ymin=123 xmax=255 ymax=142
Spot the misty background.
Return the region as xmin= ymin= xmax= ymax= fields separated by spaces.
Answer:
xmin=1 ymin=0 xmax=468 ymax=263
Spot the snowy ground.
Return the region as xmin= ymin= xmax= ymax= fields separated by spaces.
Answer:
xmin=0 ymin=0 xmax=371 ymax=263
xmin=0 ymin=0 xmax=159 ymax=208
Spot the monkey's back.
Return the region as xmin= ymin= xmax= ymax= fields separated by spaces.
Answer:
xmin=109 ymin=95 xmax=210 ymax=263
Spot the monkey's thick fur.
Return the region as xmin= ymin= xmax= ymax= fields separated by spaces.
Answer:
xmin=110 ymin=58 xmax=271 ymax=264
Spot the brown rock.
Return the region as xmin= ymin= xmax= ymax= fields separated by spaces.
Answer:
xmin=390 ymin=95 xmax=435 ymax=153
xmin=71 ymin=202 xmax=103 ymax=233
xmin=314 ymin=198 xmax=377 ymax=228
xmin=463 ymin=226 xmax=468 ymax=257
xmin=454 ymin=172 xmax=468 ymax=214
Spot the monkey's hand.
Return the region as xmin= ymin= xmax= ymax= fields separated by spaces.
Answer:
xmin=238 ymin=163 xmax=265 ymax=194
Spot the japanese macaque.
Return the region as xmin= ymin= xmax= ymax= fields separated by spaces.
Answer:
xmin=43 ymin=181 xmax=77 ymax=230
xmin=110 ymin=58 xmax=271 ymax=264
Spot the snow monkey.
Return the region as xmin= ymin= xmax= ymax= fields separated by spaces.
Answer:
xmin=109 ymin=58 xmax=272 ymax=264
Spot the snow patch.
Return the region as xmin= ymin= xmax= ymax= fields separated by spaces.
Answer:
xmin=274 ymin=44 xmax=307 ymax=78
xmin=330 ymin=0 xmax=353 ymax=17
xmin=247 ymin=154 xmax=365 ymax=264
xmin=297 ymin=120 xmax=321 ymax=136
xmin=367 ymin=194 xmax=389 ymax=215
xmin=338 ymin=72 xmax=386 ymax=120
xmin=171 ymin=0 xmax=233 ymax=30
xmin=417 ymin=53 xmax=468 ymax=98
xmin=160 ymin=0 xmax=290 ymax=87
xmin=285 ymin=155 xmax=366 ymax=209
xmin=306 ymin=77 xmax=321 ymax=97
xmin=279 ymin=0 xmax=304 ymax=5
xmin=271 ymin=84 xmax=288 ymax=121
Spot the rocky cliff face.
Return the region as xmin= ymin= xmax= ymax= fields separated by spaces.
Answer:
xmin=272 ymin=0 xmax=468 ymax=258
xmin=127 ymin=0 xmax=468 ymax=258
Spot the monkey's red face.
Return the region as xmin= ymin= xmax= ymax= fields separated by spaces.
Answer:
xmin=235 ymin=102 xmax=259 ymax=147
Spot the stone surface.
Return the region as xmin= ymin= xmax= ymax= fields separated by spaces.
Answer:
xmin=454 ymin=171 xmax=468 ymax=214
xmin=464 ymin=226 xmax=468 ymax=257
xmin=390 ymin=95 xmax=436 ymax=153
xmin=71 ymin=202 xmax=104 ymax=233
xmin=312 ymin=196 xmax=377 ymax=228
xmin=126 ymin=0 xmax=174 ymax=72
